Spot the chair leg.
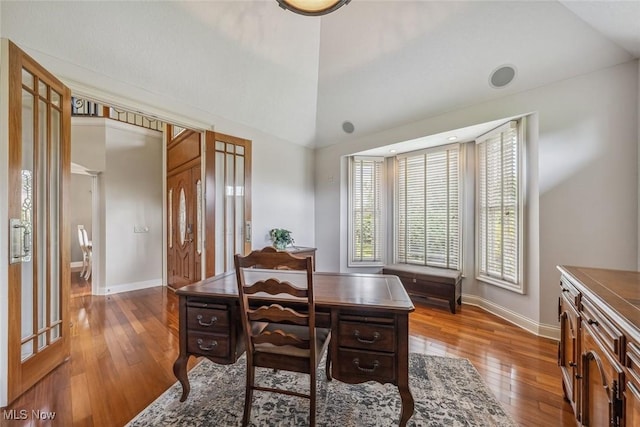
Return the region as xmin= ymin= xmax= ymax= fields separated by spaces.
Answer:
xmin=310 ymin=371 xmax=316 ymax=427
xmin=325 ymin=347 xmax=332 ymax=381
xmin=80 ymin=255 xmax=87 ymax=277
xmin=242 ymin=365 xmax=254 ymax=427
xmin=84 ymin=257 xmax=92 ymax=280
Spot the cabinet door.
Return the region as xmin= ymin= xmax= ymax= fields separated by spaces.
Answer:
xmin=559 ymin=294 xmax=580 ymax=417
xmin=626 ymin=342 xmax=640 ymax=427
xmin=581 ymin=324 xmax=624 ymax=427
xmin=626 ymin=381 xmax=640 ymax=427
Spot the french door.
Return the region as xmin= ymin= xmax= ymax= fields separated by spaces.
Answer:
xmin=205 ymin=131 xmax=252 ymax=277
xmin=5 ymin=40 xmax=71 ymax=402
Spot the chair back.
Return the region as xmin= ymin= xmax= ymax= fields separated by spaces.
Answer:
xmin=77 ymin=225 xmax=88 ymax=251
xmin=234 ymin=247 xmax=316 ymax=356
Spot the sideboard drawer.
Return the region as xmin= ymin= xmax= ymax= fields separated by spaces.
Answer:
xmin=628 ymin=341 xmax=640 ymax=389
xmin=187 ymin=306 xmax=229 ymax=332
xmin=187 ymin=332 xmax=230 ymax=358
xmin=338 ymin=321 xmax=395 ymax=352
xmin=581 ymin=297 xmax=625 ymax=361
xmin=337 ymin=348 xmax=396 ymax=383
xmin=560 ymin=277 xmax=580 ymax=307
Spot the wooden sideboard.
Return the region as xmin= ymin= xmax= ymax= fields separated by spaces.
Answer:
xmin=382 ymin=264 xmax=462 ymax=313
xmin=283 ymin=246 xmax=316 ymax=271
xmin=557 ymin=266 xmax=640 ymax=427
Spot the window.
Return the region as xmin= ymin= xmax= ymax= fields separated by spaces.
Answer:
xmin=476 ymin=120 xmax=523 ymax=292
xmin=348 ymin=157 xmax=384 ymax=266
xmin=396 ymin=145 xmax=460 ymax=269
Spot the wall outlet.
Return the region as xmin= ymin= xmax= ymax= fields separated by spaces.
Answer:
xmin=134 ymin=225 xmax=149 ymax=233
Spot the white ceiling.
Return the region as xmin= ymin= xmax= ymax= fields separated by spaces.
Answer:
xmin=2 ymin=1 xmax=638 ymax=150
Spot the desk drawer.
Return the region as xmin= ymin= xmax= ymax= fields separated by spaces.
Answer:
xmin=187 ymin=306 xmax=229 ymax=332
xmin=338 ymin=321 xmax=395 ymax=352
xmin=187 ymin=332 xmax=230 ymax=358
xmin=337 ymin=348 xmax=396 ymax=383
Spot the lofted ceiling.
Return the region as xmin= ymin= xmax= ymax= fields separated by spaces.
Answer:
xmin=2 ymin=1 xmax=639 ymax=149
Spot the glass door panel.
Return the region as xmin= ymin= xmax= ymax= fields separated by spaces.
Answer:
xmin=208 ymin=133 xmax=251 ymax=276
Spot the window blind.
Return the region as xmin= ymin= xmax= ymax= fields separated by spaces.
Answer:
xmin=396 ymin=145 xmax=460 ymax=269
xmin=350 ymin=157 xmax=384 ymax=265
xmin=476 ymin=120 xmax=520 ymax=287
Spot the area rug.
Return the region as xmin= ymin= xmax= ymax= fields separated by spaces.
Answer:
xmin=127 ymin=353 xmax=516 ymax=426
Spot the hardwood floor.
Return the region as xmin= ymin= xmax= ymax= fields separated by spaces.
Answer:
xmin=1 ymin=279 xmax=575 ymax=426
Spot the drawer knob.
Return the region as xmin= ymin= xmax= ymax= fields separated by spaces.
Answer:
xmin=353 ymin=358 xmax=379 ymax=373
xmin=354 ymin=330 xmax=380 ymax=344
xmin=196 ymin=338 xmax=218 ymax=351
xmin=587 ymin=319 xmax=599 ymax=327
xmin=197 ymin=314 xmax=218 ymax=327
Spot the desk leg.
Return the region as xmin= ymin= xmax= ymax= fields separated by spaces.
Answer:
xmin=398 ymin=383 xmax=414 ymax=427
xmin=397 ymin=314 xmax=414 ymax=426
xmin=173 ymin=354 xmax=190 ymax=402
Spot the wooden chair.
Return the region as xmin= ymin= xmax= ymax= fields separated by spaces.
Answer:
xmin=234 ymin=247 xmax=332 ymax=426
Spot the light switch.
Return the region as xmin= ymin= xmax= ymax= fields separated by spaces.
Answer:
xmin=134 ymin=225 xmax=149 ymax=233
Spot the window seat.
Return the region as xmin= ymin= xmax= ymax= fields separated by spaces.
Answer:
xmin=382 ymin=264 xmax=462 ymax=313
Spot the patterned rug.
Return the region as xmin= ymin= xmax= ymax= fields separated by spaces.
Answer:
xmin=127 ymin=353 xmax=516 ymax=426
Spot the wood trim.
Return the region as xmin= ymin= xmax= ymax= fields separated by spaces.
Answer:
xmin=7 ymin=39 xmax=23 ymax=402
xmin=166 ymin=157 xmax=200 ymax=178
xmin=166 ymin=130 xmax=201 ymax=173
xmin=205 ymin=131 xmax=216 ymax=278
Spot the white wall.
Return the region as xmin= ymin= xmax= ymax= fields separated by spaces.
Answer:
xmin=103 ymin=121 xmax=163 ymax=293
xmin=251 ymin=138 xmax=315 ymax=249
xmin=315 ymin=60 xmax=639 ymax=329
xmin=71 ymin=118 xmax=106 ymax=172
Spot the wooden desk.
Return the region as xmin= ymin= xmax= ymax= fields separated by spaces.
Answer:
xmin=173 ymin=270 xmax=416 ymax=426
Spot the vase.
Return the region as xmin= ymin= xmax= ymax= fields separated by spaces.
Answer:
xmin=274 ymin=242 xmax=287 ymax=251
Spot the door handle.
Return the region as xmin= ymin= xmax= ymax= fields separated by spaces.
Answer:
xmin=10 ymin=218 xmax=31 ymax=263
xmin=245 ymin=221 xmax=251 ymax=242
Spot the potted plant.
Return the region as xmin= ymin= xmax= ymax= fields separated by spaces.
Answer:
xmin=269 ymin=228 xmax=294 ymax=250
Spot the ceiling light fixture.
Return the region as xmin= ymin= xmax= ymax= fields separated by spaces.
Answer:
xmin=389 ymin=149 xmax=397 ymax=153
xmin=447 ymin=136 xmax=458 ymax=141
xmin=276 ymin=0 xmax=351 ymax=16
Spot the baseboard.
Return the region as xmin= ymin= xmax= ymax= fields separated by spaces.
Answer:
xmin=462 ymin=294 xmax=560 ymax=341
xmin=96 ymin=279 xmax=162 ymax=295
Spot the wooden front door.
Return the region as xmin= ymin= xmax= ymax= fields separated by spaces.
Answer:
xmin=166 ymin=126 xmax=202 ymax=289
xmin=5 ymin=39 xmax=71 ymax=403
